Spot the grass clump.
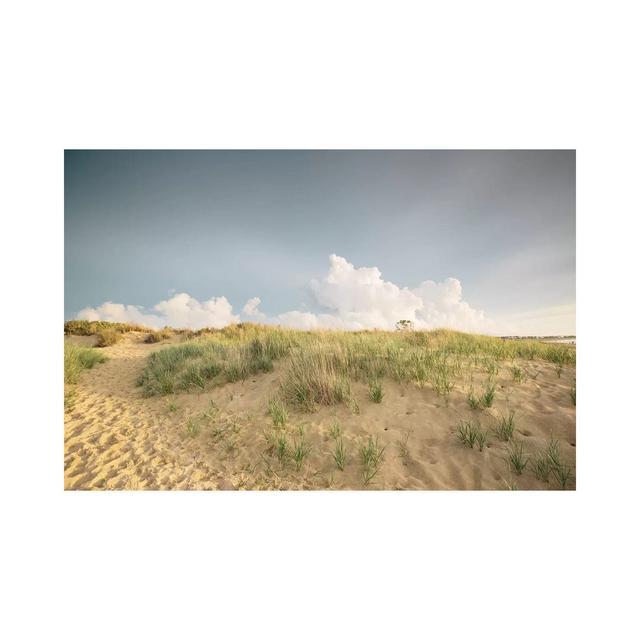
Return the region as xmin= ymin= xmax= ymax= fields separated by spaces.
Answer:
xmin=145 ymin=329 xmax=173 ymax=343
xmin=276 ymin=432 xmax=289 ymax=463
xmin=329 ymin=421 xmax=341 ymax=440
xmin=495 ymin=410 xmax=516 ymax=441
xmin=456 ymin=419 xmax=487 ymax=449
xmin=531 ymin=451 xmax=551 ymax=482
xmin=511 ymin=366 xmax=524 ymax=383
xmin=138 ymin=339 xmax=275 ymax=396
xmin=267 ymin=397 xmax=288 ymax=427
xmin=360 ymin=435 xmax=386 ymax=485
xmin=291 ymin=430 xmax=311 ymax=471
xmin=95 ymin=328 xmax=120 ymax=347
xmin=185 ymin=417 xmax=200 ymax=438
xmin=481 ymin=382 xmax=496 ymax=407
xmin=332 ymin=437 xmax=347 ymax=471
xmin=570 ymin=383 xmax=576 ymax=406
xmin=64 ymin=341 xmax=107 ymax=384
xmin=279 ymin=348 xmax=351 ymax=411
xmin=467 ymin=389 xmax=481 ymax=410
xmin=369 ymin=378 xmax=384 ymax=403
xmin=551 ymin=463 xmax=573 ymax=490
xmin=507 ymin=440 xmax=528 ymax=475
xmin=397 ymin=429 xmax=412 ymax=464
xmin=533 ymin=436 xmax=573 ymax=489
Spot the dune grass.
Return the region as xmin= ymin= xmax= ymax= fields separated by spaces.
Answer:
xmin=360 ymin=435 xmax=386 ymax=485
xmin=507 ymin=440 xmax=528 ymax=475
xmin=134 ymin=323 xmax=576 ymax=406
xmin=456 ymin=419 xmax=485 ymax=449
xmin=65 ymin=319 xmax=151 ymax=336
xmin=368 ymin=378 xmax=384 ymax=403
xmin=267 ymin=397 xmax=288 ymax=427
xmin=64 ymin=341 xmax=107 ymax=384
xmin=495 ymin=410 xmax=516 ymax=441
xmin=332 ymin=437 xmax=347 ymax=470
xmin=95 ymin=328 xmax=120 ymax=347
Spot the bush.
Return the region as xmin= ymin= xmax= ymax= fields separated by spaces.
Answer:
xmin=64 ymin=319 xmax=150 ymax=336
xmin=145 ymin=329 xmax=173 ymax=343
xmin=95 ymin=329 xmax=120 ymax=347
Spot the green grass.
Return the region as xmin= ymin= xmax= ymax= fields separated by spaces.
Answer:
xmin=507 ymin=440 xmax=528 ymax=475
xmin=332 ymin=437 xmax=347 ymax=470
xmin=137 ymin=338 xmax=275 ymax=396
xmin=64 ymin=341 xmax=107 ymax=384
xmin=481 ymin=382 xmax=496 ymax=407
xmin=467 ymin=389 xmax=481 ymax=410
xmin=531 ymin=451 xmax=551 ymax=482
xmin=360 ymin=435 xmax=386 ymax=485
xmin=185 ymin=417 xmax=200 ymax=437
xmin=167 ymin=400 xmax=178 ymax=413
xmin=456 ymin=420 xmax=482 ymax=449
xmin=64 ymin=319 xmax=151 ymax=335
xmin=291 ymin=430 xmax=311 ymax=471
xmin=533 ymin=436 xmax=573 ymax=489
xmin=329 ymin=421 xmax=342 ymax=440
xmin=369 ymin=378 xmax=384 ymax=403
xmin=267 ymin=397 xmax=288 ymax=427
xmin=551 ymin=463 xmax=573 ymax=490
xmin=570 ymin=383 xmax=576 ymax=405
xmin=495 ymin=410 xmax=516 ymax=441
xmin=397 ymin=428 xmax=412 ymax=464
xmin=476 ymin=429 xmax=488 ymax=451
xmin=511 ymin=366 xmax=524 ymax=383
xmin=276 ymin=432 xmax=289 ymax=463
xmin=134 ymin=324 xmax=575 ymax=403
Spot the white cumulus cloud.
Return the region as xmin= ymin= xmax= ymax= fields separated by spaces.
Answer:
xmin=78 ymin=293 xmax=239 ymax=329
xmin=75 ymin=255 xmax=495 ymax=333
xmin=241 ymin=296 xmax=267 ymax=321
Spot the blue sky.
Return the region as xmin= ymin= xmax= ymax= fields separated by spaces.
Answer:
xmin=65 ymin=150 xmax=575 ymax=334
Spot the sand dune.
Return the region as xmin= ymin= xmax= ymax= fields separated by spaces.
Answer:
xmin=64 ymin=333 xmax=576 ymax=490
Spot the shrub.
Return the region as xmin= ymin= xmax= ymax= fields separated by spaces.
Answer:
xmin=145 ymin=329 xmax=173 ymax=343
xmin=95 ymin=329 xmax=119 ymax=347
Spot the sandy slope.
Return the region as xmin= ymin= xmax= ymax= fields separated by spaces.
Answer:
xmin=64 ymin=333 xmax=576 ymax=490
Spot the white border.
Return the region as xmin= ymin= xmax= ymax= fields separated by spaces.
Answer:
xmin=3 ymin=1 xmax=638 ymax=638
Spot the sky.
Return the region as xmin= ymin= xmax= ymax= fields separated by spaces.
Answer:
xmin=64 ymin=150 xmax=575 ymax=335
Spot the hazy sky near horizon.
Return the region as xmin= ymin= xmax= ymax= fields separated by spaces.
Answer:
xmin=65 ymin=150 xmax=575 ymax=334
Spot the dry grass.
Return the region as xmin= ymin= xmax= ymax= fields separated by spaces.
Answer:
xmin=95 ymin=328 xmax=120 ymax=347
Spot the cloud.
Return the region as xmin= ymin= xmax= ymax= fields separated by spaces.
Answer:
xmin=153 ymin=293 xmax=238 ymax=329
xmin=241 ymin=296 xmax=267 ymax=321
xmin=77 ymin=302 xmax=163 ymax=327
xmin=78 ymin=293 xmax=238 ymax=329
xmin=75 ymin=254 xmax=495 ymax=333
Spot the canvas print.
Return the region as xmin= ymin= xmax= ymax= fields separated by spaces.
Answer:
xmin=64 ymin=150 xmax=576 ymax=490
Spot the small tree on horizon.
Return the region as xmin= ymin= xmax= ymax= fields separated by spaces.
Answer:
xmin=395 ymin=319 xmax=414 ymax=332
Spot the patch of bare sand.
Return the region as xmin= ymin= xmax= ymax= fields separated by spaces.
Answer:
xmin=64 ymin=334 xmax=576 ymax=490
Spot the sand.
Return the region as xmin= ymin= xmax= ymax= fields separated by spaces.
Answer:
xmin=64 ymin=333 xmax=576 ymax=490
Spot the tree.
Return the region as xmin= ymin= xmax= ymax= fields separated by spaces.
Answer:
xmin=395 ymin=319 xmax=414 ymax=331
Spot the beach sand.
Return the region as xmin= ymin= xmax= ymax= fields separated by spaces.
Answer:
xmin=64 ymin=333 xmax=576 ymax=490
